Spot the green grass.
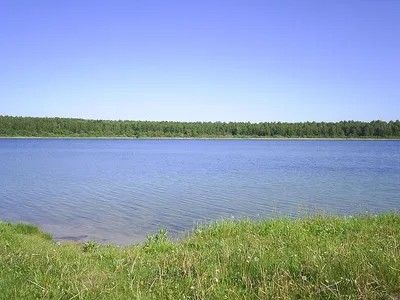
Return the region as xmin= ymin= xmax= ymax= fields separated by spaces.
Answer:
xmin=1 ymin=213 xmax=399 ymax=299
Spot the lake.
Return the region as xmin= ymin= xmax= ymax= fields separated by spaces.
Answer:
xmin=0 ymin=139 xmax=399 ymax=245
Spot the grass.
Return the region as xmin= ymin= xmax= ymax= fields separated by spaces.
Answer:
xmin=1 ymin=213 xmax=399 ymax=299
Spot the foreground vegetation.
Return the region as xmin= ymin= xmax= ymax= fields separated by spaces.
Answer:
xmin=1 ymin=115 xmax=400 ymax=138
xmin=1 ymin=213 xmax=399 ymax=299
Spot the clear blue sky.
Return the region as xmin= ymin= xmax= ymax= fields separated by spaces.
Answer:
xmin=1 ymin=0 xmax=399 ymax=122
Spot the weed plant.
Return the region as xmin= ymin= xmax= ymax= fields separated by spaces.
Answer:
xmin=1 ymin=213 xmax=399 ymax=299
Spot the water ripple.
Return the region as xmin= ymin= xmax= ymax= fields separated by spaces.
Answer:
xmin=0 ymin=139 xmax=399 ymax=245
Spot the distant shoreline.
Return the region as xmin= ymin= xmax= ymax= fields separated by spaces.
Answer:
xmin=2 ymin=116 xmax=399 ymax=139
xmin=1 ymin=136 xmax=399 ymax=141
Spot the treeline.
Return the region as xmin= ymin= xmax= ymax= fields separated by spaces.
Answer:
xmin=1 ymin=116 xmax=399 ymax=138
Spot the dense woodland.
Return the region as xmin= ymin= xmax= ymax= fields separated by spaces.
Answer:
xmin=1 ymin=116 xmax=399 ymax=138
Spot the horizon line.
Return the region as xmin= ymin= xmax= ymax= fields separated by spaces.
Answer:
xmin=1 ymin=115 xmax=399 ymax=124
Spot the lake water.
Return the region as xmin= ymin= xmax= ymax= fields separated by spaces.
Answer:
xmin=0 ymin=139 xmax=399 ymax=245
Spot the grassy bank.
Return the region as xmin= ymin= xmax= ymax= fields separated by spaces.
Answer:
xmin=1 ymin=214 xmax=399 ymax=299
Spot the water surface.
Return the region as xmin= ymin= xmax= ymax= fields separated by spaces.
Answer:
xmin=0 ymin=139 xmax=399 ymax=244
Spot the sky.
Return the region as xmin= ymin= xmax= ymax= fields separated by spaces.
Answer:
xmin=1 ymin=0 xmax=399 ymax=123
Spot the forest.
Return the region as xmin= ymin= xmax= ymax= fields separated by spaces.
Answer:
xmin=1 ymin=115 xmax=399 ymax=139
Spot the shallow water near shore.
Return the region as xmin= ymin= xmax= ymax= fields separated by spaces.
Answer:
xmin=0 ymin=139 xmax=399 ymax=245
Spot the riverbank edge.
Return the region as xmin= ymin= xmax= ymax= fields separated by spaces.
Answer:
xmin=1 ymin=213 xmax=399 ymax=299
xmin=1 ymin=136 xmax=399 ymax=140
